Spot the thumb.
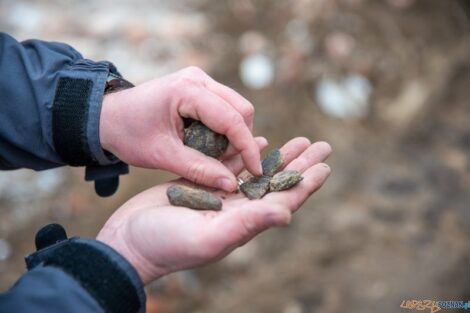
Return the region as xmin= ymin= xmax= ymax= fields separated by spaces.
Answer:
xmin=204 ymin=203 xmax=292 ymax=253
xmin=161 ymin=142 xmax=238 ymax=192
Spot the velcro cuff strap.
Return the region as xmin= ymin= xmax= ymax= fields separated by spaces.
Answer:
xmin=52 ymin=77 xmax=95 ymax=166
xmin=26 ymin=238 xmax=142 ymax=313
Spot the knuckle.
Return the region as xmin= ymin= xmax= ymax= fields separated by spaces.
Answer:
xmin=184 ymin=66 xmax=206 ymax=78
xmin=173 ymin=67 xmax=206 ymax=88
xmin=225 ymin=115 xmax=246 ymax=137
xmin=185 ymin=162 xmax=208 ymax=185
xmin=230 ymin=113 xmax=245 ymax=126
xmin=241 ymin=104 xmax=255 ymax=120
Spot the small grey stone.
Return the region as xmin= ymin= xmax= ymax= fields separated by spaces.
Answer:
xmin=167 ymin=185 xmax=222 ymax=211
xmin=270 ymin=170 xmax=303 ymax=192
xmin=240 ymin=176 xmax=271 ymax=199
xmin=184 ymin=120 xmax=228 ymax=158
xmin=262 ymin=149 xmax=283 ymax=176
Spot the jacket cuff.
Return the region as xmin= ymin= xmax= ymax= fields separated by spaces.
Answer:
xmin=25 ymin=225 xmax=146 ymax=313
xmin=52 ymin=59 xmax=118 ymax=166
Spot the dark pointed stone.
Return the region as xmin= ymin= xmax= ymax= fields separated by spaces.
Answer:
xmin=240 ymin=175 xmax=271 ymax=199
xmin=262 ymin=149 xmax=283 ymax=176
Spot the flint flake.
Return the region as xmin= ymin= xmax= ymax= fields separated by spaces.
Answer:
xmin=262 ymin=149 xmax=283 ymax=176
xmin=240 ymin=175 xmax=271 ymax=199
xmin=270 ymin=170 xmax=303 ymax=192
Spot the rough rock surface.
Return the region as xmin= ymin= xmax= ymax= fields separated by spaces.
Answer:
xmin=184 ymin=120 xmax=228 ymax=158
xmin=270 ymin=170 xmax=303 ymax=192
xmin=240 ymin=176 xmax=271 ymax=199
xmin=167 ymin=185 xmax=222 ymax=211
xmin=262 ymin=149 xmax=283 ymax=176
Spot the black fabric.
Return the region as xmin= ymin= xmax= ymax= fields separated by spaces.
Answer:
xmin=85 ymin=162 xmax=129 ymax=197
xmin=52 ymin=77 xmax=94 ymax=166
xmin=35 ymin=223 xmax=68 ymax=250
xmin=95 ymin=177 xmax=119 ymax=197
xmin=42 ymin=241 xmax=140 ymax=313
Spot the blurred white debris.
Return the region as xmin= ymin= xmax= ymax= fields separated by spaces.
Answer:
xmin=239 ymin=53 xmax=274 ymax=89
xmin=315 ymin=74 xmax=373 ymax=119
xmin=6 ymin=3 xmax=45 ymax=33
xmin=283 ymin=301 xmax=304 ymax=313
xmin=0 ymin=239 xmax=11 ymax=261
xmin=0 ymin=168 xmax=64 ymax=202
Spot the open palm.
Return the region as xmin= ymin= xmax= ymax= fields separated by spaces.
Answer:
xmin=97 ymin=137 xmax=332 ymax=284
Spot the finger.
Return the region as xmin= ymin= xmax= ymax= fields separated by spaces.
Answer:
xmin=263 ymin=163 xmax=331 ymax=212
xmin=284 ymin=141 xmax=332 ymax=173
xmin=219 ymin=143 xmax=241 ymax=161
xmin=277 ymin=137 xmax=312 ymax=170
xmin=205 ymin=202 xmax=291 ymax=252
xmin=223 ymin=137 xmax=268 ymax=175
xmin=161 ymin=141 xmax=238 ymax=192
xmin=178 ymin=87 xmax=262 ymax=176
xmin=205 ymin=79 xmax=255 ymax=129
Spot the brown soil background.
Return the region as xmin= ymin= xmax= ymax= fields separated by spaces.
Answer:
xmin=0 ymin=1 xmax=469 ymax=312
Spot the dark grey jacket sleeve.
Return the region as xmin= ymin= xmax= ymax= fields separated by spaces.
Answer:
xmin=0 ymin=32 xmax=116 ymax=170
xmin=0 ymin=236 xmax=146 ymax=313
xmin=0 ymin=267 xmax=106 ymax=313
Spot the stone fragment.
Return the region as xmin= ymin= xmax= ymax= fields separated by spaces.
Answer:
xmin=270 ymin=170 xmax=303 ymax=192
xmin=240 ymin=175 xmax=271 ymax=200
xmin=184 ymin=120 xmax=228 ymax=158
xmin=167 ymin=185 xmax=222 ymax=211
xmin=262 ymin=149 xmax=283 ymax=176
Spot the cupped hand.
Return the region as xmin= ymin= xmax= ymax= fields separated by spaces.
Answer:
xmin=96 ymin=138 xmax=332 ymax=284
xmin=99 ymin=66 xmax=262 ymax=192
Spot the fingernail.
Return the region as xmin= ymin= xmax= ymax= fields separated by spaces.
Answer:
xmin=217 ymin=177 xmax=236 ymax=191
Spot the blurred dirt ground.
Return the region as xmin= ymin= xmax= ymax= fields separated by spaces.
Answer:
xmin=0 ymin=0 xmax=469 ymax=312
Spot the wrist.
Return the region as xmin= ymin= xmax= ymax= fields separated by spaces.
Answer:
xmin=99 ymin=93 xmax=116 ymax=153
xmin=96 ymin=223 xmax=166 ymax=285
xmin=99 ymin=71 xmax=135 ymax=154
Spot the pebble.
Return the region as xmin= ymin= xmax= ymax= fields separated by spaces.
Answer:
xmin=167 ymin=185 xmax=222 ymax=211
xmin=270 ymin=170 xmax=303 ymax=192
xmin=240 ymin=150 xmax=303 ymax=199
xmin=0 ymin=239 xmax=11 ymax=261
xmin=262 ymin=149 xmax=283 ymax=176
xmin=184 ymin=120 xmax=228 ymax=158
xmin=240 ymin=176 xmax=271 ymax=200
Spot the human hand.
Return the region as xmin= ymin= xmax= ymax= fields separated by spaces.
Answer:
xmin=99 ymin=67 xmax=261 ymax=192
xmin=96 ymin=138 xmax=332 ymax=285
